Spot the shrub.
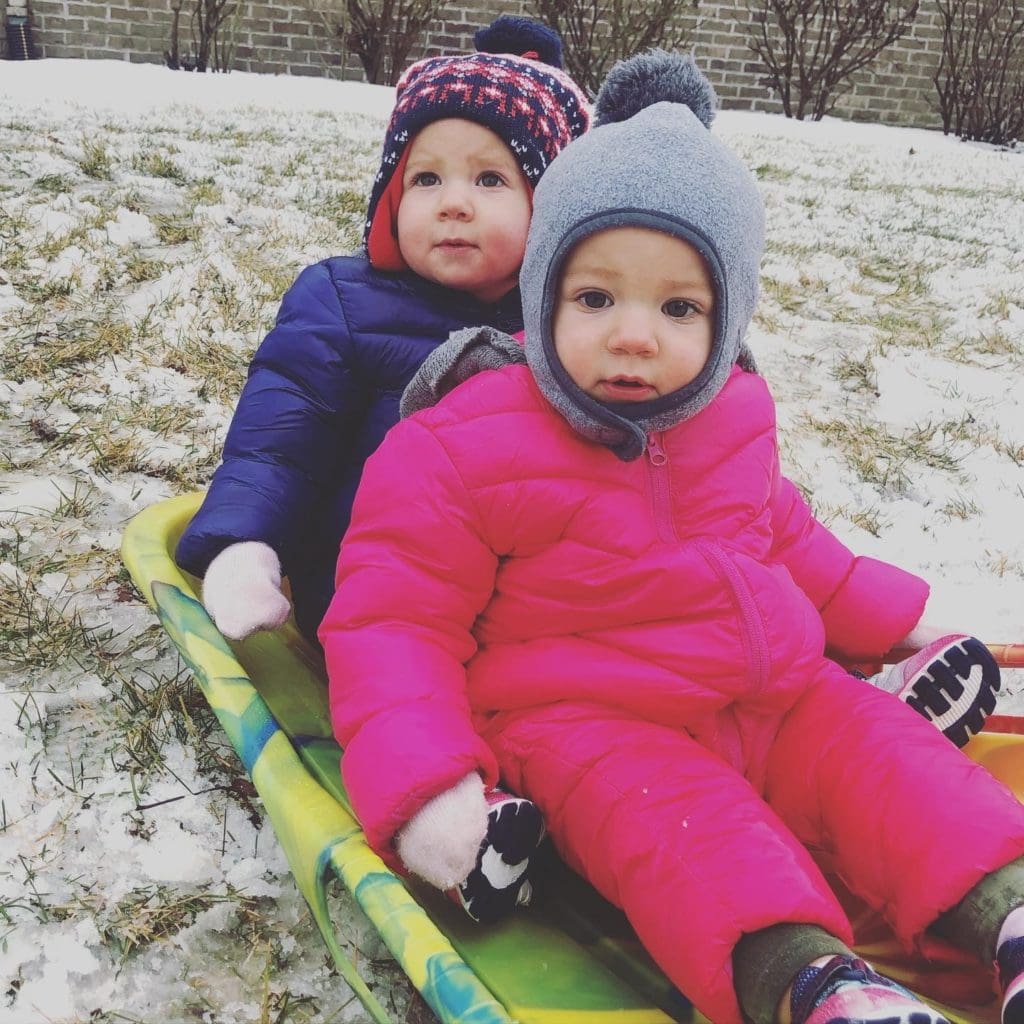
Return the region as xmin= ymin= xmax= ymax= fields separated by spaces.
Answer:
xmin=529 ymin=0 xmax=698 ymax=99
xmin=165 ymin=0 xmax=241 ymax=73
xmin=746 ymin=0 xmax=919 ymax=120
xmin=316 ymin=0 xmax=446 ymax=86
xmin=934 ymin=0 xmax=1024 ymax=145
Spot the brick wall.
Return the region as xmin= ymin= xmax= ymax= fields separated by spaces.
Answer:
xmin=6 ymin=0 xmax=947 ymax=129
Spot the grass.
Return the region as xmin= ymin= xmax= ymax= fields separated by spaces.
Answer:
xmin=807 ymin=415 xmax=963 ymax=493
xmin=833 ymin=352 xmax=879 ymax=395
xmin=131 ymin=150 xmax=189 ymax=184
xmin=101 ymin=886 xmax=258 ymax=956
xmin=79 ymin=140 xmax=114 ymax=180
xmin=153 ymin=213 xmax=200 ymax=246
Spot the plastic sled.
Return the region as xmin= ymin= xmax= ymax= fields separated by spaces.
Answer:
xmin=122 ymin=492 xmax=1024 ymax=1024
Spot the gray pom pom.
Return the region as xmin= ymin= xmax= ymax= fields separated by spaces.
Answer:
xmin=594 ymin=50 xmax=717 ymax=129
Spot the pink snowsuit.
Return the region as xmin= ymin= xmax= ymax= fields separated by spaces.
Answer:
xmin=321 ymin=364 xmax=1024 ymax=1024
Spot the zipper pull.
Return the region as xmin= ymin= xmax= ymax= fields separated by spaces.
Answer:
xmin=646 ymin=433 xmax=668 ymax=466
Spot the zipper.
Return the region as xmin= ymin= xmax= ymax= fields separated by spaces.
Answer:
xmin=646 ymin=433 xmax=677 ymax=543
xmin=646 ymin=434 xmax=770 ymax=690
xmin=696 ymin=539 xmax=771 ymax=691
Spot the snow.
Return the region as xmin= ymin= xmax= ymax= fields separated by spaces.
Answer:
xmin=0 ymin=57 xmax=397 ymax=119
xmin=0 ymin=58 xmax=1023 ymax=1024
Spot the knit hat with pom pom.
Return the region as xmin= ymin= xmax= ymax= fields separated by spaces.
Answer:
xmin=364 ymin=16 xmax=591 ymax=272
xmin=521 ymin=49 xmax=765 ymax=461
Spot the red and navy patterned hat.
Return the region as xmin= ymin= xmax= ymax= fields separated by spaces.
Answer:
xmin=365 ymin=16 xmax=591 ymax=271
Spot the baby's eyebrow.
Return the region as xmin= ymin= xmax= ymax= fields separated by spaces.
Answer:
xmin=562 ymin=264 xmax=614 ymax=281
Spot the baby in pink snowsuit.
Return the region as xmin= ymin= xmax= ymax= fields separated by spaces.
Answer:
xmin=321 ymin=51 xmax=1024 ymax=1024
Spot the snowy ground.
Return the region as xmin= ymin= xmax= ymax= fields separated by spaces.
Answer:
xmin=1 ymin=59 xmax=1023 ymax=1024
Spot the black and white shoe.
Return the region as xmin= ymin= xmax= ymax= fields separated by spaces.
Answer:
xmin=870 ymin=634 xmax=1000 ymax=748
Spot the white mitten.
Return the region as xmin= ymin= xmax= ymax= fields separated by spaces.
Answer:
xmin=202 ymin=541 xmax=291 ymax=640
xmin=395 ymin=772 xmax=489 ymax=890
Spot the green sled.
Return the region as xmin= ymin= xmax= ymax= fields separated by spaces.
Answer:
xmin=122 ymin=493 xmax=1022 ymax=1024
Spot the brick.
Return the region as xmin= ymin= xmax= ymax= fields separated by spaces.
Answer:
xmin=29 ymin=0 xmax=962 ymax=129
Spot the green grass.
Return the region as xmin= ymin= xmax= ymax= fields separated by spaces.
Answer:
xmin=807 ymin=415 xmax=963 ymax=493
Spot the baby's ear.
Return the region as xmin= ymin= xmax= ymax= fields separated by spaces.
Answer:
xmin=401 ymin=327 xmax=526 ymax=417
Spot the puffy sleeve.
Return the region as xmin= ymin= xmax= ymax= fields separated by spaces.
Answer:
xmin=176 ymin=261 xmax=366 ymax=578
xmin=768 ymin=459 xmax=928 ymax=659
xmin=319 ymin=416 xmax=499 ymax=867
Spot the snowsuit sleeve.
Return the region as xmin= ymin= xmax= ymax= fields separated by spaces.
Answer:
xmin=768 ymin=458 xmax=928 ymax=658
xmin=176 ymin=261 xmax=365 ymax=578
xmin=319 ymin=416 xmax=499 ymax=868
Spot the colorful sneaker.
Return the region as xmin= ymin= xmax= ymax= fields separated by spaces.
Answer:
xmin=447 ymin=787 xmax=546 ymax=924
xmin=869 ymin=634 xmax=1000 ymax=748
xmin=997 ymin=932 xmax=1024 ymax=1024
xmin=791 ymin=955 xmax=950 ymax=1024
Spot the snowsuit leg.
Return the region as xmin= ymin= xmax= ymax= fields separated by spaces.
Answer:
xmin=764 ymin=662 xmax=1024 ymax=946
xmin=478 ymin=703 xmax=855 ymax=1024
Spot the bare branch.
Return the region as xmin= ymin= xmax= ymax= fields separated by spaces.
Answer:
xmin=746 ymin=0 xmax=918 ymax=120
xmin=529 ymin=0 xmax=698 ymax=99
xmin=330 ymin=0 xmax=446 ymax=86
xmin=934 ymin=0 xmax=1024 ymax=145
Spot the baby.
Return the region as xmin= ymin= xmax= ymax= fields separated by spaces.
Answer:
xmin=322 ymin=50 xmax=1024 ymax=1024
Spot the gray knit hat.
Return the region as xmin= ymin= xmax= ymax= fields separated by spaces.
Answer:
xmin=522 ymin=50 xmax=766 ymax=460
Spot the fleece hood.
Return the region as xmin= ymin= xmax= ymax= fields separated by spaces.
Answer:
xmin=521 ymin=50 xmax=766 ymax=460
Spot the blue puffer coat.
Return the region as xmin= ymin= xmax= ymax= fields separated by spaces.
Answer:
xmin=175 ymin=252 xmax=523 ymax=639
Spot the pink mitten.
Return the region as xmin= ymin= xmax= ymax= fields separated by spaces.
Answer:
xmin=202 ymin=541 xmax=291 ymax=640
xmin=395 ymin=773 xmax=489 ymax=890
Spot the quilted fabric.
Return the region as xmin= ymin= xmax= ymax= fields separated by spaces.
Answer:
xmin=175 ymin=252 xmax=522 ymax=638
xmin=323 ymin=362 xmax=930 ymax=835
xmin=321 ymin=363 xmax=1024 ymax=1023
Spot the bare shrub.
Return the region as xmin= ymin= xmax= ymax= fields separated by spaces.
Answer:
xmin=315 ymin=0 xmax=446 ymax=86
xmin=165 ymin=0 xmax=241 ymax=72
xmin=529 ymin=0 xmax=698 ymax=99
xmin=746 ymin=0 xmax=919 ymax=120
xmin=934 ymin=0 xmax=1024 ymax=145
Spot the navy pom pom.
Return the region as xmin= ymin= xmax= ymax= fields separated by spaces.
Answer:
xmin=594 ymin=50 xmax=716 ymax=129
xmin=474 ymin=15 xmax=563 ymax=69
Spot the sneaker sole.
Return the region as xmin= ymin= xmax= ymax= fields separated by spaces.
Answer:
xmin=901 ymin=637 xmax=1000 ymax=748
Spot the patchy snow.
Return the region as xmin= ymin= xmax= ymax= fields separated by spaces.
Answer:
xmin=0 ymin=57 xmax=1023 ymax=1024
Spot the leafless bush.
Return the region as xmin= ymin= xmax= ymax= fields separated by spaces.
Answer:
xmin=165 ymin=0 xmax=241 ymax=72
xmin=316 ymin=0 xmax=445 ymax=86
xmin=746 ymin=0 xmax=919 ymax=120
xmin=934 ymin=0 xmax=1024 ymax=145
xmin=529 ymin=0 xmax=698 ymax=99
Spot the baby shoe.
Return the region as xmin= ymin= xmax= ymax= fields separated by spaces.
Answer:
xmin=448 ymin=787 xmax=546 ymax=924
xmin=997 ymin=920 xmax=1024 ymax=1024
xmin=791 ymin=955 xmax=949 ymax=1024
xmin=869 ymin=634 xmax=1000 ymax=748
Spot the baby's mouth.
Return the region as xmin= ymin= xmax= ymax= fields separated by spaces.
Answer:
xmin=600 ymin=377 xmax=656 ymax=400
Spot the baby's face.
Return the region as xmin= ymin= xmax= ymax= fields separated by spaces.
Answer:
xmin=396 ymin=119 xmax=532 ymax=303
xmin=553 ymin=227 xmax=715 ymax=403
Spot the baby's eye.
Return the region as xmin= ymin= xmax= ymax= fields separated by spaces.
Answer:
xmin=579 ymin=291 xmax=611 ymax=310
xmin=664 ymin=299 xmax=698 ymax=318
xmin=477 ymin=171 xmax=507 ymax=187
xmin=410 ymin=171 xmax=440 ymax=187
